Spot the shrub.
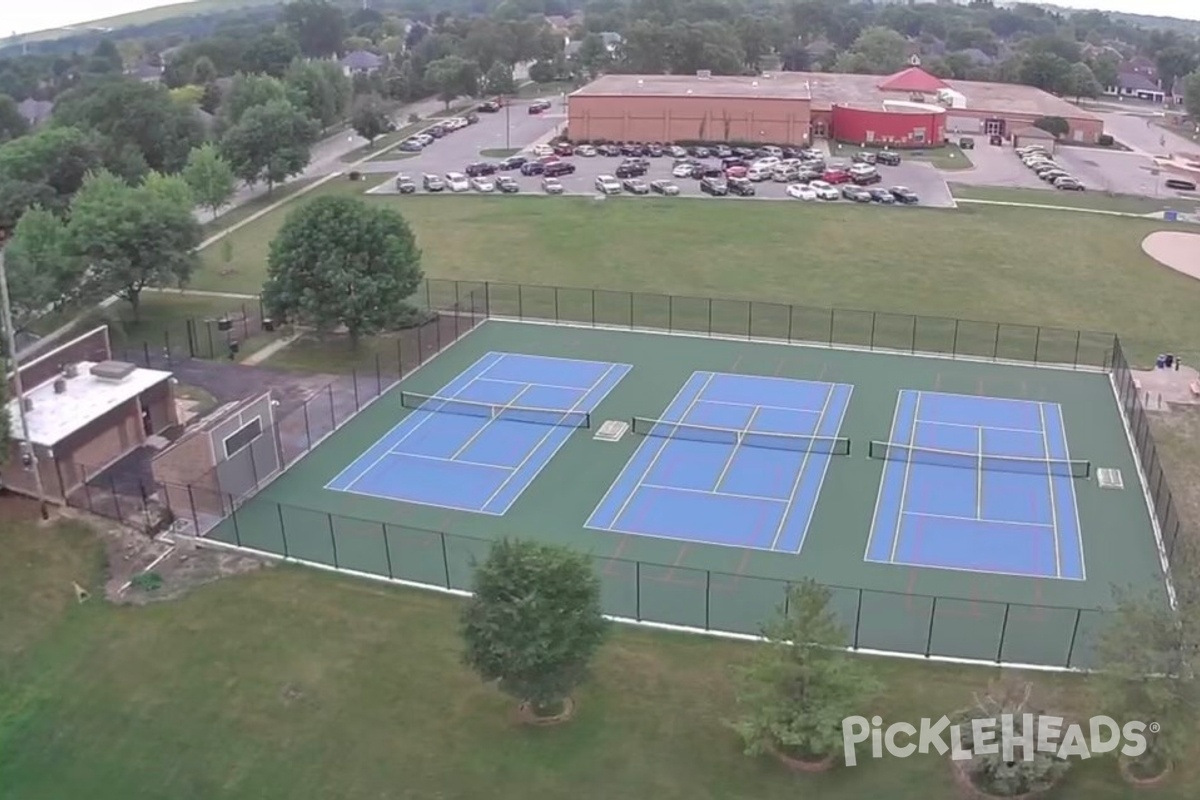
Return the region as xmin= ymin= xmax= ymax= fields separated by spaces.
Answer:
xmin=131 ymin=572 xmax=164 ymax=592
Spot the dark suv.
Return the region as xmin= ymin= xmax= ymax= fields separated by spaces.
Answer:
xmin=876 ymin=150 xmax=902 ymax=166
xmin=727 ymin=177 xmax=755 ymax=196
xmin=464 ymin=162 xmax=496 ymax=177
xmin=543 ymin=161 xmax=576 ymax=177
xmin=615 ymin=160 xmax=648 ymax=178
xmin=700 ymin=176 xmax=728 ymax=196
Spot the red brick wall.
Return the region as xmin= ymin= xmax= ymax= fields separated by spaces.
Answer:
xmin=830 ymin=106 xmax=946 ymax=147
xmin=569 ymin=95 xmax=813 ymax=145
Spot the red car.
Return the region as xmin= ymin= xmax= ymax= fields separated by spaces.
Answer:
xmin=822 ymin=168 xmax=852 ymax=184
xmin=725 ymin=165 xmax=748 ymax=179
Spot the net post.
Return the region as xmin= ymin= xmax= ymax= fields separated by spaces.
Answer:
xmin=327 ymin=513 xmax=339 ymax=568
xmin=925 ymin=596 xmax=938 ymax=657
xmin=853 ymin=588 xmax=863 ymax=649
xmin=276 ymin=503 xmax=289 ymax=558
xmin=381 ymin=522 xmax=394 ymax=578
xmin=704 ymin=570 xmax=712 ymax=630
xmin=1066 ymin=609 xmax=1083 ymax=669
xmin=440 ymin=531 xmax=451 ymax=589
xmin=996 ymin=603 xmax=1011 ymax=663
xmin=635 ymin=560 xmax=642 ymax=621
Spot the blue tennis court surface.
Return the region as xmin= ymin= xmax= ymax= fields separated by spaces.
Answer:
xmin=586 ymin=371 xmax=853 ymax=553
xmin=866 ymin=390 xmax=1085 ymax=580
xmin=326 ymin=352 xmax=631 ymax=514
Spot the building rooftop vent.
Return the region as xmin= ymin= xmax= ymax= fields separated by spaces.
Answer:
xmin=637 ymin=78 xmax=644 ymax=86
xmin=751 ymin=80 xmax=759 ymax=87
xmin=89 ymin=360 xmax=137 ymax=382
xmin=696 ymin=70 xmax=711 ymax=79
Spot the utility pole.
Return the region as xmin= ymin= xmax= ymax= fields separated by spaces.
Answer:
xmin=505 ymin=97 xmax=511 ymax=151
xmin=0 ymin=233 xmax=50 ymax=520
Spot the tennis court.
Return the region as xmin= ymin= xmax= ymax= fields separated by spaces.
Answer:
xmin=586 ymin=371 xmax=852 ymax=553
xmin=325 ymin=351 xmax=630 ymax=514
xmin=866 ymin=390 xmax=1086 ymax=580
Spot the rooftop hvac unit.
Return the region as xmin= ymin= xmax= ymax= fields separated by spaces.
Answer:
xmin=696 ymin=70 xmax=711 ymax=79
xmin=53 ymin=378 xmax=67 ymax=394
xmin=62 ymin=362 xmax=79 ymax=378
xmin=90 ymin=360 xmax=137 ymax=382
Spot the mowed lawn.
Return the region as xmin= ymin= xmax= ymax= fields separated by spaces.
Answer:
xmin=1 ymin=498 xmax=1196 ymax=800
xmin=195 ymin=190 xmax=1200 ymax=365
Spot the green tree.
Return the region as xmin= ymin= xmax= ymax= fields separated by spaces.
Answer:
xmin=221 ymin=73 xmax=290 ymax=125
xmin=0 ymin=126 xmax=105 ymax=227
xmin=0 ymin=94 xmax=28 ymax=143
xmin=2 ymin=207 xmax=79 ymax=330
xmin=834 ymin=27 xmax=909 ymax=75
xmin=220 ymin=99 xmax=317 ymax=193
xmin=64 ymin=171 xmax=201 ymax=317
xmin=190 ymin=55 xmax=218 ymax=85
xmin=572 ymin=34 xmax=612 ymax=80
xmin=424 ymin=56 xmax=478 ymax=109
xmin=181 ymin=143 xmax=236 ymax=217
xmin=1184 ymin=70 xmax=1200 ymax=122
xmin=262 ymin=195 xmax=423 ymax=342
xmin=282 ymin=0 xmax=347 ymax=59
xmin=460 ymin=539 xmax=608 ymax=719
xmin=1033 ymin=115 xmax=1070 ymax=139
xmin=240 ymin=33 xmax=301 ymax=78
xmin=1019 ymin=51 xmax=1072 ymax=94
xmin=350 ymin=94 xmax=392 ymax=145
xmin=482 ymin=62 xmax=517 ymax=96
xmin=1065 ymin=62 xmax=1101 ymax=101
xmin=730 ymin=581 xmax=881 ymax=763
xmin=1156 ymin=47 xmax=1197 ymax=98
xmin=285 ymin=59 xmax=351 ymax=131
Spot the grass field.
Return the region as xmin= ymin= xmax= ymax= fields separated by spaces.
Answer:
xmin=193 ymin=188 xmax=1200 ymax=366
xmin=1 ymin=497 xmax=1195 ymax=800
xmin=949 ymin=183 xmax=1200 ymax=215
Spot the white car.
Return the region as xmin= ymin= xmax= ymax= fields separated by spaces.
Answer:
xmin=470 ymin=176 xmax=495 ymax=192
xmin=772 ymin=165 xmax=801 ymax=183
xmin=672 ymin=162 xmax=695 ymax=178
xmin=446 ymin=117 xmax=468 ymax=130
xmin=595 ymin=175 xmax=622 ymax=194
xmin=808 ymin=180 xmax=840 ymax=200
xmin=786 ymin=183 xmax=818 ymax=200
xmin=532 ymin=144 xmax=554 ymax=158
xmin=416 ymin=134 xmax=434 ymax=146
xmin=576 ymin=144 xmax=597 ymax=157
xmin=445 ymin=172 xmax=470 ymax=192
xmin=849 ymin=164 xmax=878 ymax=179
xmin=751 ymin=156 xmax=780 ymax=171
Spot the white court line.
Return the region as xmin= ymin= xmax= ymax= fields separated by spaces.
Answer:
xmin=1039 ymin=402 xmax=1064 ymax=579
xmin=1051 ymin=403 xmax=1086 ymax=581
xmin=381 ymin=451 xmax=513 ymax=471
xmin=480 ymin=362 xmax=625 ymax=512
xmin=870 ymin=554 xmax=1085 ymax=582
xmin=863 ymin=391 xmax=906 ymax=561
xmin=326 ymin=351 xmax=504 ymax=491
xmin=695 ymin=398 xmax=822 ymax=415
xmin=976 ymin=426 xmax=984 ymax=520
xmin=902 ymin=510 xmax=1055 ymax=529
xmin=778 ymin=381 xmax=854 ymax=554
xmin=476 ymin=376 xmax=594 ymax=392
xmin=712 ymin=404 xmax=763 ymax=494
xmin=603 ymin=372 xmax=717 ymax=531
xmin=448 ymin=383 xmax=533 ymax=460
xmin=889 ymin=391 xmax=923 ymax=563
xmin=639 ymin=483 xmax=788 ymax=504
xmin=768 ymin=380 xmax=836 ymax=552
xmin=916 ymin=418 xmax=1042 ymax=435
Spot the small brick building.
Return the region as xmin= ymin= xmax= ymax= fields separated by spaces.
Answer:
xmin=2 ymin=326 xmax=177 ymax=503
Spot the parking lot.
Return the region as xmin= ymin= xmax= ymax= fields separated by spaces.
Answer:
xmin=364 ymin=100 xmax=955 ymax=209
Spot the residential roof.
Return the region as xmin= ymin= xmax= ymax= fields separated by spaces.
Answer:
xmin=341 ymin=50 xmax=383 ymax=70
xmin=1117 ymin=71 xmax=1161 ymax=93
xmin=1013 ymin=126 xmax=1056 ymax=140
xmin=8 ymin=361 xmax=172 ymax=448
xmin=877 ymin=66 xmax=949 ymax=94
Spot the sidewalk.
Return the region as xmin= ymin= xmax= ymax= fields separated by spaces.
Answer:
xmin=195 ymin=96 xmax=447 ymax=224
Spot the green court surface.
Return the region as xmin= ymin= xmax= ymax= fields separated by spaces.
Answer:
xmin=208 ymin=320 xmax=1168 ymax=669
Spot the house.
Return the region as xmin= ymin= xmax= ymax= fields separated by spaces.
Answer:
xmin=340 ymin=50 xmax=384 ymax=76
xmin=127 ymin=61 xmax=163 ymax=83
xmin=599 ymin=32 xmax=623 ymax=53
xmin=1104 ymin=71 xmax=1165 ymax=103
xmin=16 ymin=98 xmax=54 ymax=127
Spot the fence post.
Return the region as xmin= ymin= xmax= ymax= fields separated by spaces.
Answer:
xmin=991 ymin=324 xmax=1000 ymax=360
xmin=704 ymin=570 xmax=711 ymax=630
xmin=1033 ymin=327 xmax=1042 ymax=363
xmin=143 ymin=340 xmax=152 ymax=367
xmin=424 ymin=279 xmax=431 ymax=309
xmin=952 ymin=319 xmax=960 ymax=357
xmin=869 ymin=312 xmax=878 ymax=350
xmin=590 ymin=288 xmax=596 ymax=326
xmin=554 ymin=287 xmax=560 ymax=322
xmin=435 ymin=313 xmax=442 ymax=352
xmin=826 ymin=308 xmax=834 ymax=346
xmin=110 ymin=476 xmax=124 ymax=523
xmin=381 ymin=522 xmax=394 ymax=578
xmin=440 ymin=531 xmax=451 ymax=589
xmin=241 ymin=303 xmax=249 ymax=339
xmin=206 ymin=321 xmax=215 ymax=359
xmin=706 ymin=298 xmax=712 ymax=336
xmin=187 ymin=484 xmax=199 ymax=532
xmin=1065 ymin=609 xmax=1083 ymax=668
xmin=249 ymin=444 xmax=260 ymax=489
xmin=518 ymin=284 xmax=524 ymax=318
xmin=909 ymin=317 xmax=916 ymax=353
xmin=668 ymin=295 xmax=674 ymax=331
xmin=276 ymin=503 xmax=289 ymax=558
xmin=327 ymin=384 xmax=335 ymax=430
xmin=627 ymin=292 xmax=633 ymax=328
xmin=635 ymin=560 xmax=641 ymax=621
xmin=996 ymin=603 xmax=1011 ymax=663
xmin=484 ymin=281 xmax=490 ymax=316
xmin=303 ymin=402 xmax=312 ymax=450
xmin=327 ymin=513 xmax=339 ymax=568
xmin=787 ymin=305 xmax=794 ymax=341
xmin=853 ymin=588 xmax=863 ymax=649
xmin=352 ymin=369 xmax=360 ymax=411
xmin=1072 ymin=330 xmax=1081 ymax=369
xmin=924 ymin=597 xmax=938 ymax=657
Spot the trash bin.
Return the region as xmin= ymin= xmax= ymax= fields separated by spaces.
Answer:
xmin=1164 ymin=210 xmax=1178 ymax=222
xmin=1156 ymin=354 xmax=1166 ymax=369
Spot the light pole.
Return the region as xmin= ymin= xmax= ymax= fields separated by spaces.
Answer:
xmin=505 ymin=97 xmax=511 ymax=151
xmin=0 ymin=233 xmax=51 ymax=520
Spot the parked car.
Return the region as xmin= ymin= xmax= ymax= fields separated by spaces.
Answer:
xmin=532 ymin=144 xmax=555 ymax=158
xmin=470 ymin=176 xmax=495 ymax=192
xmin=725 ymin=165 xmax=749 ymax=179
xmin=520 ymin=160 xmax=545 ymax=176
xmin=543 ymin=161 xmax=576 ymax=177
xmin=622 ymin=178 xmax=650 ymax=195
xmin=958 ymin=137 xmax=975 ymax=149
xmin=1053 ymin=176 xmax=1084 ymax=191
xmin=496 ymin=176 xmax=520 ymax=193
xmin=1166 ymin=177 xmax=1197 ymax=191
xmin=852 ymin=151 xmax=878 ymax=165
xmin=576 ymin=144 xmax=597 ymax=157
xmin=890 ymin=186 xmax=919 ymax=204
xmin=772 ymin=164 xmax=802 ymax=183
xmin=445 ymin=173 xmax=470 ymax=192
xmin=727 ymin=176 xmax=755 ymax=196
xmin=876 ymin=150 xmax=902 ymax=166
xmin=699 ymin=176 xmax=729 ymax=196
xmin=668 ymin=145 xmax=688 ymax=159
xmin=822 ymin=168 xmax=852 ymax=184
xmin=647 ymin=143 xmax=665 ymax=157
xmin=464 ymin=162 xmax=496 ymax=177
xmin=499 ymin=155 xmax=527 ymax=171
xmin=650 ymin=179 xmax=680 ymax=196
xmin=842 ymin=185 xmax=872 ymax=203
xmin=597 ymin=143 xmax=621 ymax=157
xmin=615 ymin=160 xmax=648 ymax=178
xmin=422 ymin=174 xmax=445 ymax=192
xmin=808 ymin=180 xmax=840 ymax=200
xmin=398 ymin=139 xmax=423 ymax=152
xmin=476 ymin=100 xmax=502 ymax=112
xmin=746 ymin=164 xmax=773 ymax=182
xmin=553 ymin=141 xmax=574 ymax=156
xmin=595 ymin=175 xmax=622 ymax=194
xmin=394 ymin=174 xmax=416 ymax=194
xmin=542 ymin=176 xmax=564 ymax=194
xmin=852 ymin=170 xmax=882 ymax=186
xmin=786 ymin=183 xmax=818 ymax=200
xmin=672 ymin=162 xmax=696 ymax=178
xmin=528 ymin=99 xmax=552 ymax=114
xmin=867 ymin=187 xmax=895 ymax=204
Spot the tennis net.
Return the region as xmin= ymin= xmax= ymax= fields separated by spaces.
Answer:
xmin=631 ymin=417 xmax=851 ymax=455
xmin=400 ymin=392 xmax=591 ymax=428
xmin=868 ymin=440 xmax=1090 ymax=478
